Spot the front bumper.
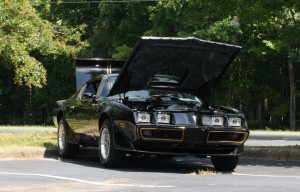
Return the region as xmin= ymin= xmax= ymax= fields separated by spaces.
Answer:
xmin=132 ymin=143 xmax=245 ymax=156
xmin=114 ymin=123 xmax=249 ymax=156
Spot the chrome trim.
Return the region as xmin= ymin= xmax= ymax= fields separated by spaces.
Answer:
xmin=206 ymin=131 xmax=249 ymax=144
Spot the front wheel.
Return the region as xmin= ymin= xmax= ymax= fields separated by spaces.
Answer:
xmin=57 ymin=118 xmax=79 ymax=158
xmin=99 ymin=119 xmax=123 ymax=167
xmin=211 ymin=156 xmax=239 ymax=172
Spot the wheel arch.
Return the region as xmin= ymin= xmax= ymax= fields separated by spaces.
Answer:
xmin=57 ymin=110 xmax=78 ymax=144
xmin=98 ymin=112 xmax=113 ymax=130
xmin=57 ymin=110 xmax=64 ymax=125
xmin=98 ymin=103 xmax=136 ymax=151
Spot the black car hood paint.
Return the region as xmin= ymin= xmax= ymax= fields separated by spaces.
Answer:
xmin=108 ymin=37 xmax=241 ymax=105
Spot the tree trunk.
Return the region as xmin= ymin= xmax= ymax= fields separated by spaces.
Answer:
xmin=256 ymin=97 xmax=262 ymax=128
xmin=288 ymin=52 xmax=296 ymax=131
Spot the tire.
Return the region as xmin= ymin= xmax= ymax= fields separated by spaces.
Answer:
xmin=57 ymin=118 xmax=79 ymax=158
xmin=211 ymin=156 xmax=239 ymax=172
xmin=98 ymin=119 xmax=123 ymax=167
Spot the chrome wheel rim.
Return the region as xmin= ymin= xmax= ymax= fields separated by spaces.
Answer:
xmin=100 ymin=127 xmax=110 ymax=160
xmin=58 ymin=123 xmax=65 ymax=151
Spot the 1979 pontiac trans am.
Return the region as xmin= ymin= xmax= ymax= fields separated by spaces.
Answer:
xmin=53 ymin=37 xmax=249 ymax=171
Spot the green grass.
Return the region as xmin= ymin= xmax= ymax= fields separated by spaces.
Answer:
xmin=0 ymin=132 xmax=57 ymax=147
xmin=0 ymin=125 xmax=55 ymax=128
xmin=0 ymin=126 xmax=56 ymax=134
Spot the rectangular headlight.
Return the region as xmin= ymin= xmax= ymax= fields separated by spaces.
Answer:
xmin=157 ymin=113 xmax=170 ymax=124
xmin=137 ymin=113 xmax=151 ymax=123
xmin=201 ymin=116 xmax=224 ymax=126
xmin=228 ymin=118 xmax=242 ymax=127
xmin=212 ymin=116 xmax=224 ymax=126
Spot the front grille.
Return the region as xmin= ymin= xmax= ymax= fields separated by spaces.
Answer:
xmin=140 ymin=128 xmax=184 ymax=141
xmin=207 ymin=131 xmax=248 ymax=144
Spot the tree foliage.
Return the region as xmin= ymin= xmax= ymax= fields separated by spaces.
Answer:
xmin=0 ymin=0 xmax=299 ymax=130
xmin=0 ymin=0 xmax=85 ymax=124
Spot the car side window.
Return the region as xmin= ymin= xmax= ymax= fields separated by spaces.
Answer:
xmin=84 ymin=83 xmax=96 ymax=95
xmin=80 ymin=81 xmax=101 ymax=99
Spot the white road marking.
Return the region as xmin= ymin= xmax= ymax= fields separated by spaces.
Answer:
xmin=0 ymin=172 xmax=173 ymax=188
xmin=233 ymin=173 xmax=300 ymax=179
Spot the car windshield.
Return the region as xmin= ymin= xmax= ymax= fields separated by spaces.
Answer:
xmin=110 ymin=90 xmax=202 ymax=105
xmin=106 ymin=75 xmax=202 ymax=105
xmin=132 ymin=90 xmax=201 ymax=104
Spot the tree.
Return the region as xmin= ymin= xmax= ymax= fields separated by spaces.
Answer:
xmin=0 ymin=0 xmax=84 ymax=124
xmin=148 ymin=0 xmax=298 ymax=130
xmin=236 ymin=0 xmax=299 ymax=130
xmin=1 ymin=0 xmax=299 ymax=129
xmin=91 ymin=1 xmax=154 ymax=60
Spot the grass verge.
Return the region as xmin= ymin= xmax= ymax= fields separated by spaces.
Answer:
xmin=0 ymin=132 xmax=57 ymax=148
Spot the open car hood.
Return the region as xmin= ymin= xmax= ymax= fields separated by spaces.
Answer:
xmin=108 ymin=37 xmax=241 ymax=104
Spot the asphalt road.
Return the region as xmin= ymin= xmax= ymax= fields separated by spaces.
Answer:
xmin=0 ymin=156 xmax=299 ymax=192
xmin=0 ymin=127 xmax=299 ymax=191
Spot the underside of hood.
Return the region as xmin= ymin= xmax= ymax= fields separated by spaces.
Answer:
xmin=108 ymin=37 xmax=241 ymax=105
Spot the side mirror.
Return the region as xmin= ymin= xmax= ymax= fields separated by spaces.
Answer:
xmin=82 ymin=92 xmax=93 ymax=99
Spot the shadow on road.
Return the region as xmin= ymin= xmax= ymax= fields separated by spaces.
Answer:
xmin=49 ymin=146 xmax=300 ymax=175
xmin=58 ymin=147 xmax=214 ymax=175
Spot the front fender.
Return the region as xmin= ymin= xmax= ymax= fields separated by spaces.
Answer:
xmin=54 ymin=100 xmax=79 ymax=145
xmin=53 ymin=100 xmax=66 ymax=127
xmin=101 ymin=101 xmax=136 ymax=150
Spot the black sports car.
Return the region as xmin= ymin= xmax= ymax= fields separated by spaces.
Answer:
xmin=53 ymin=37 xmax=249 ymax=171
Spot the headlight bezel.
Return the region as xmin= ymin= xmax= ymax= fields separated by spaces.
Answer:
xmin=136 ymin=112 xmax=244 ymax=127
xmin=228 ymin=117 xmax=242 ymax=127
xmin=201 ymin=115 xmax=243 ymax=127
xmin=211 ymin=116 xmax=224 ymax=126
xmin=137 ymin=112 xmax=151 ymax=123
xmin=201 ymin=116 xmax=224 ymax=126
xmin=157 ymin=113 xmax=171 ymax=124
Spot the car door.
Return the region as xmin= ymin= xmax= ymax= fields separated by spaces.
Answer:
xmin=66 ymin=80 xmax=101 ymax=137
xmin=90 ymin=75 xmax=118 ymax=138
